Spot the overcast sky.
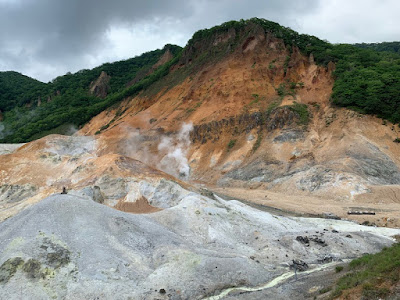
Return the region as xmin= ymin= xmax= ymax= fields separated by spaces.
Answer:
xmin=0 ymin=0 xmax=399 ymax=82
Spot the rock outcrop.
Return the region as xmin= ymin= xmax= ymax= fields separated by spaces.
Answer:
xmin=126 ymin=49 xmax=174 ymax=87
xmin=89 ymin=71 xmax=110 ymax=98
xmin=191 ymin=107 xmax=300 ymax=144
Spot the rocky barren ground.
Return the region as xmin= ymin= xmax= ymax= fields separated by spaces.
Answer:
xmin=0 ymin=130 xmax=399 ymax=299
xmin=0 ymin=187 xmax=399 ymax=300
xmin=0 ymin=135 xmax=398 ymax=300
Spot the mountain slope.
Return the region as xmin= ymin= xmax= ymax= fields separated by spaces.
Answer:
xmin=1 ymin=19 xmax=400 ymax=226
xmin=76 ymin=19 xmax=400 ymax=226
xmin=1 ymin=18 xmax=400 ymax=143
xmin=0 ymin=45 xmax=182 ymax=142
xmin=0 ymin=72 xmax=48 ymax=111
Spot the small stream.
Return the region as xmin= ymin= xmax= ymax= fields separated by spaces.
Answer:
xmin=203 ymin=261 xmax=342 ymax=300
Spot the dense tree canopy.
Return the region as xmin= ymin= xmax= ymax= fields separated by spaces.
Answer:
xmin=354 ymin=42 xmax=400 ymax=54
xmin=0 ymin=45 xmax=182 ymax=142
xmin=330 ymin=47 xmax=400 ymax=123
xmin=0 ymin=72 xmax=48 ymax=111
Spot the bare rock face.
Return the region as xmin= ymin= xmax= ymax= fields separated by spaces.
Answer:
xmin=191 ymin=107 xmax=300 ymax=145
xmin=327 ymin=61 xmax=336 ymax=73
xmin=152 ymin=49 xmax=173 ymax=69
xmin=126 ymin=49 xmax=174 ymax=87
xmin=89 ymin=71 xmax=110 ymax=98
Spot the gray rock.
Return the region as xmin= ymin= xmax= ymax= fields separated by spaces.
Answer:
xmin=290 ymin=259 xmax=308 ymax=272
xmin=346 ymin=142 xmax=400 ymax=184
xmin=92 ymin=186 xmax=104 ymax=204
xmin=0 ymin=184 xmax=37 ymax=204
xmin=223 ymin=158 xmax=283 ymax=182
xmin=322 ymin=212 xmax=341 ymax=220
xmin=0 ymin=191 xmax=399 ymax=299
xmin=94 ymin=175 xmax=127 ymax=200
xmin=0 ymin=144 xmax=25 ymax=155
xmin=273 ymin=130 xmax=304 ymax=143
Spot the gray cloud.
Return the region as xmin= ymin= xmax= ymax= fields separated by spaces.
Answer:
xmin=0 ymin=0 xmax=398 ymax=82
xmin=0 ymin=0 xmax=195 ymax=80
xmin=299 ymin=0 xmax=400 ymax=43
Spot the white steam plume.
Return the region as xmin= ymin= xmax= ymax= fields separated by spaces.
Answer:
xmin=66 ymin=125 xmax=79 ymax=136
xmin=121 ymin=126 xmax=152 ymax=165
xmin=157 ymin=122 xmax=193 ymax=180
xmin=122 ymin=122 xmax=193 ymax=181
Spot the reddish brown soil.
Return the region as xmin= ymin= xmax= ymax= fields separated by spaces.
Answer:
xmin=114 ymin=196 xmax=162 ymax=214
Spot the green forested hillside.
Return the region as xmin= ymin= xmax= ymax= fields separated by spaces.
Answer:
xmin=0 ymin=45 xmax=182 ymax=142
xmin=51 ymin=44 xmax=181 ymax=96
xmin=331 ymin=45 xmax=400 ymax=123
xmin=0 ymin=72 xmax=48 ymax=111
xmin=354 ymin=42 xmax=400 ymax=53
